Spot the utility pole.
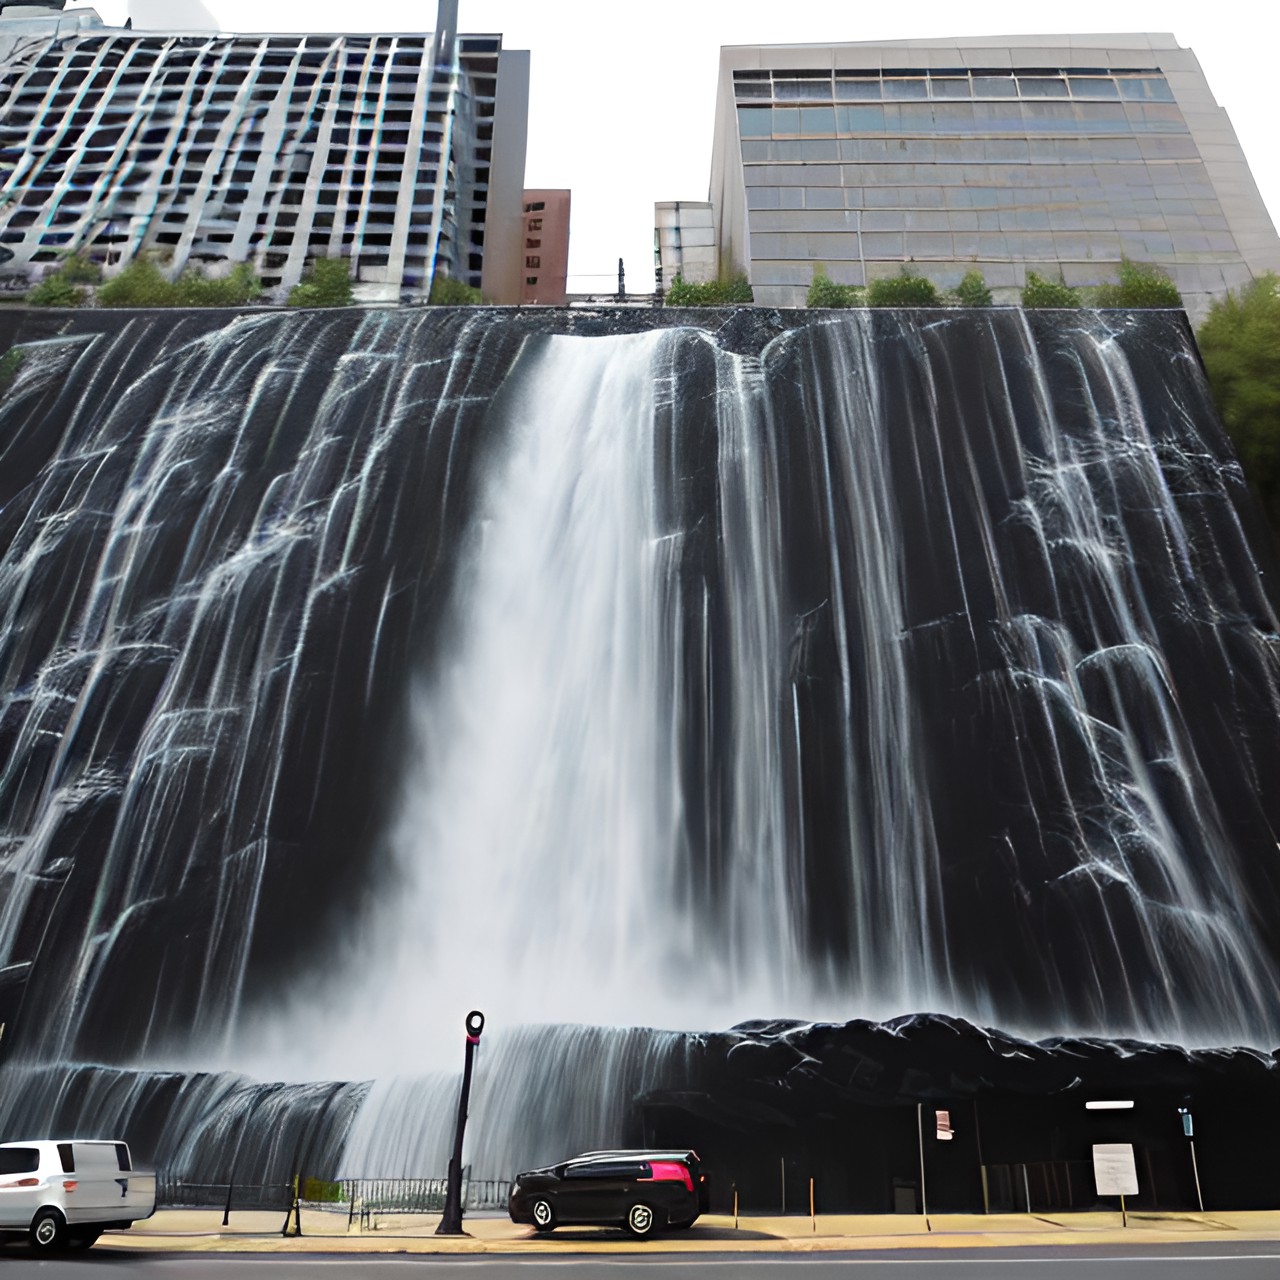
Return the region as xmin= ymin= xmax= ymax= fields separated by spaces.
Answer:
xmin=436 ymin=1010 xmax=485 ymax=1236
xmin=616 ymin=257 xmax=625 ymax=302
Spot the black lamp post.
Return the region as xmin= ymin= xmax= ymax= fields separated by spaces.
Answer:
xmin=435 ymin=1009 xmax=485 ymax=1236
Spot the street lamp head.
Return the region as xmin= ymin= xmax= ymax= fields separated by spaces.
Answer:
xmin=466 ymin=1010 xmax=485 ymax=1040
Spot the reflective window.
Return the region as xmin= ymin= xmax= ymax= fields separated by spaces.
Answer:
xmin=838 ymin=104 xmax=885 ymax=132
xmin=774 ymin=74 xmax=832 ymax=100
xmin=738 ymin=107 xmax=772 ymax=137
xmin=801 ymin=106 xmax=837 ymax=134
xmin=1019 ymin=76 xmax=1067 ymax=97
xmin=883 ymin=77 xmax=928 ymax=99
xmin=931 ymin=76 xmax=971 ymax=99
xmin=1118 ymin=76 xmax=1175 ymax=101
xmin=835 ymin=74 xmax=880 ymax=99
xmin=972 ymin=74 xmax=1017 ymax=97
xmin=1069 ymin=76 xmax=1119 ymax=98
xmin=734 ymin=71 xmax=772 ymax=100
xmin=772 ymin=107 xmax=800 ymax=134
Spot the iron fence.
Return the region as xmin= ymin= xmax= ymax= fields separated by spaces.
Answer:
xmin=158 ymin=1179 xmax=293 ymax=1212
xmin=338 ymin=1177 xmax=511 ymax=1214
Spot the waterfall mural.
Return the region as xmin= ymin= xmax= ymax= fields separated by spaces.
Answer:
xmin=0 ymin=305 xmax=1279 ymax=1199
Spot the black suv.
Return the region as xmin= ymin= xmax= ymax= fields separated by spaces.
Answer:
xmin=508 ymin=1149 xmax=708 ymax=1238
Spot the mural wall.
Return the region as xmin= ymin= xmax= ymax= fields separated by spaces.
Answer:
xmin=0 ymin=306 xmax=1277 ymax=1197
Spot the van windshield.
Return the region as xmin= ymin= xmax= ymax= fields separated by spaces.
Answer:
xmin=0 ymin=1148 xmax=39 ymax=1175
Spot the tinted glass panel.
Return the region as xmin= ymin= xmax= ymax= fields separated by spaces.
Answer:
xmin=738 ymin=108 xmax=771 ymax=137
xmin=838 ymin=104 xmax=885 ymax=131
xmin=972 ymin=75 xmax=1017 ymax=97
xmin=772 ymin=107 xmax=800 ymax=134
xmin=774 ymin=76 xmax=831 ymax=100
xmin=835 ymin=75 xmax=880 ymax=99
xmin=1069 ymin=76 xmax=1119 ymax=98
xmin=0 ymin=1147 xmax=39 ymax=1174
xmin=1118 ymin=76 xmax=1174 ymax=101
xmin=115 ymin=1143 xmax=131 ymax=1171
xmin=883 ymin=77 xmax=927 ymax=99
xmin=58 ymin=1144 xmax=74 ymax=1173
xmin=931 ymin=77 xmax=970 ymax=98
xmin=1019 ymin=76 xmax=1067 ymax=97
xmin=800 ymin=106 xmax=836 ymax=134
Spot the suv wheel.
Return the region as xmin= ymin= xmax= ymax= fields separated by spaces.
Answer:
xmin=531 ymin=1198 xmax=555 ymax=1232
xmin=625 ymin=1202 xmax=657 ymax=1239
xmin=29 ymin=1208 xmax=67 ymax=1253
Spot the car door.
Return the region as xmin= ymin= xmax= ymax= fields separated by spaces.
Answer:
xmin=71 ymin=1142 xmax=122 ymax=1221
xmin=558 ymin=1160 xmax=649 ymax=1224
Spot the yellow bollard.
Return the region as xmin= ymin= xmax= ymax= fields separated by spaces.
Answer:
xmin=810 ymin=1177 xmax=815 ymax=1233
xmin=733 ymin=1184 xmax=739 ymax=1231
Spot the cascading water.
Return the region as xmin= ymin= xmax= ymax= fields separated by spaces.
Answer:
xmin=0 ymin=306 xmax=1278 ymax=1185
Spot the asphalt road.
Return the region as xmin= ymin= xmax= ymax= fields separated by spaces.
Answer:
xmin=3 ymin=1243 xmax=1280 ymax=1279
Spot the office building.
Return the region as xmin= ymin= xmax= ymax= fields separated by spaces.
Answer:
xmin=0 ymin=1 xmax=530 ymax=302
xmin=519 ymin=188 xmax=569 ymax=304
xmin=655 ymin=200 xmax=716 ymax=290
xmin=694 ymin=34 xmax=1280 ymax=317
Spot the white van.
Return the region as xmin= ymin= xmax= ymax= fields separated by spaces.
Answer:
xmin=0 ymin=1139 xmax=156 ymax=1252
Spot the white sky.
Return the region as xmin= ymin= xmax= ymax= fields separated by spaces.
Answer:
xmin=69 ymin=0 xmax=1280 ymax=294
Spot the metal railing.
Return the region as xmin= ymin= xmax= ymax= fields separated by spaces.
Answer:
xmin=338 ymin=1177 xmax=511 ymax=1214
xmin=158 ymin=1179 xmax=293 ymax=1212
xmin=157 ymin=1175 xmax=511 ymax=1217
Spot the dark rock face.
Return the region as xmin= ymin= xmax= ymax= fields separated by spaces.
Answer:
xmin=0 ymin=305 xmax=1278 ymax=1205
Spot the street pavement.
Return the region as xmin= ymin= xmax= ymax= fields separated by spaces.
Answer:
xmin=4 ymin=1241 xmax=1280 ymax=1279
xmin=5 ymin=1206 xmax=1280 ymax=1264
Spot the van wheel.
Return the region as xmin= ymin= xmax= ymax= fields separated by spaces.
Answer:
xmin=531 ymin=1198 xmax=555 ymax=1232
xmin=29 ymin=1208 xmax=67 ymax=1253
xmin=68 ymin=1228 xmax=103 ymax=1250
xmin=625 ymin=1202 xmax=657 ymax=1238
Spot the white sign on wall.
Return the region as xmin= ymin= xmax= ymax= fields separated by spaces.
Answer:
xmin=1092 ymin=1143 xmax=1139 ymax=1197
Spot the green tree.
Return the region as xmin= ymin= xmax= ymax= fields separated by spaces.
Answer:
xmin=665 ymin=272 xmax=753 ymax=306
xmin=56 ymin=251 xmax=103 ymax=285
xmin=1094 ymin=257 xmax=1182 ymax=309
xmin=866 ymin=267 xmax=940 ymax=307
xmin=26 ymin=275 xmax=86 ymax=307
xmin=426 ymin=274 xmax=483 ymax=305
xmin=290 ymin=257 xmax=356 ymax=307
xmin=25 ymin=250 xmax=103 ymax=306
xmin=1197 ymin=273 xmax=1280 ymax=532
xmin=806 ymin=266 xmax=864 ymax=308
xmin=177 ymin=262 xmax=263 ymax=306
xmin=953 ymin=270 xmax=993 ymax=307
xmin=97 ymin=257 xmax=263 ymax=307
xmin=1021 ymin=272 xmax=1080 ymax=308
xmin=96 ymin=258 xmax=178 ymax=306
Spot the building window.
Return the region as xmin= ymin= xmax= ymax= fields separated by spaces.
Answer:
xmin=526 ymin=276 xmax=538 ymax=285
xmin=526 ymin=237 xmax=541 ymax=248
xmin=526 ymin=255 xmax=540 ymax=268
xmin=523 ymin=200 xmax=545 ymax=212
xmin=528 ymin=218 xmax=543 ymax=231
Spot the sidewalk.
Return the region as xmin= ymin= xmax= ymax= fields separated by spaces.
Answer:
xmin=96 ymin=1208 xmax=1280 ymax=1254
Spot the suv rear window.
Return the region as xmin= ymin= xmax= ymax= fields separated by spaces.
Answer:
xmin=0 ymin=1147 xmax=39 ymax=1175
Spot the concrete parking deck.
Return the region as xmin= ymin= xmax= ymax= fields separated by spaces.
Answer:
xmin=82 ymin=1208 xmax=1280 ymax=1254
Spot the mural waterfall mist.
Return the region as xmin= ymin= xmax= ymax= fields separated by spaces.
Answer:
xmin=0 ymin=306 xmax=1278 ymax=1180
